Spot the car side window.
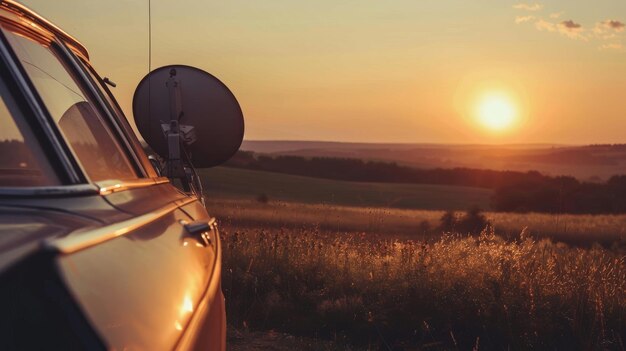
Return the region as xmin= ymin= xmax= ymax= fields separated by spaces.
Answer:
xmin=2 ymin=28 xmax=137 ymax=182
xmin=77 ymin=60 xmax=159 ymax=178
xmin=0 ymin=87 xmax=57 ymax=186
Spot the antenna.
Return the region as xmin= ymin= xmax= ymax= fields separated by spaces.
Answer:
xmin=148 ymin=0 xmax=151 ymax=73
xmin=136 ymin=3 xmax=245 ymax=199
xmin=147 ymin=0 xmax=153 ymax=156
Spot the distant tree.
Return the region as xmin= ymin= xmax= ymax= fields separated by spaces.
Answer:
xmin=224 ymin=150 xmax=626 ymax=215
xmin=439 ymin=211 xmax=457 ymax=232
xmin=457 ymin=207 xmax=490 ymax=235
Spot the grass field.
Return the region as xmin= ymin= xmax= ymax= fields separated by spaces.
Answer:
xmin=200 ymin=167 xmax=492 ymax=210
xmin=205 ymin=167 xmax=626 ymax=349
xmin=218 ymin=198 xmax=626 ymax=350
xmin=202 ymin=167 xmax=626 ymax=245
xmin=208 ymin=198 xmax=626 ymax=246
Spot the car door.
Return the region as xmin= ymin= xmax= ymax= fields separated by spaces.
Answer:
xmin=54 ymin=187 xmax=219 ymax=351
xmin=0 ymin=19 xmax=222 ymax=350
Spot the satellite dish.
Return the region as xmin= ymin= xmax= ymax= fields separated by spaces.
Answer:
xmin=133 ymin=65 xmax=244 ymax=168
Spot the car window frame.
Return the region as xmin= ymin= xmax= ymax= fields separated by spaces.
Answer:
xmin=0 ymin=24 xmax=135 ymax=183
xmin=24 ymin=36 xmax=141 ymax=181
xmin=0 ymin=48 xmax=61 ymax=188
xmin=0 ymin=14 xmax=168 ymax=196
xmin=0 ymin=19 xmax=93 ymax=194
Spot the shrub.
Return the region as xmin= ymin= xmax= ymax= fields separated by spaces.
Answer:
xmin=457 ymin=207 xmax=490 ymax=235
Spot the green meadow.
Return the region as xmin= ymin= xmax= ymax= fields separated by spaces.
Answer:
xmin=199 ymin=166 xmax=492 ymax=211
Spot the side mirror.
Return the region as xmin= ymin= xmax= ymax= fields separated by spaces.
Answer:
xmin=133 ymin=65 xmax=244 ymax=169
xmin=147 ymin=154 xmax=162 ymax=177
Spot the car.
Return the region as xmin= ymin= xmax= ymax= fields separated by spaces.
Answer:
xmin=0 ymin=1 xmax=244 ymax=350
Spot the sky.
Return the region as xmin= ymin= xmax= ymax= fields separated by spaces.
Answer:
xmin=21 ymin=0 xmax=626 ymax=145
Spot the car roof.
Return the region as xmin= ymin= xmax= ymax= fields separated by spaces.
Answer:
xmin=0 ymin=0 xmax=89 ymax=60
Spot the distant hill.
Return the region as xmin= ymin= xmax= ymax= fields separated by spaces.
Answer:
xmin=199 ymin=167 xmax=493 ymax=211
xmin=223 ymin=150 xmax=626 ymax=214
xmin=240 ymin=140 xmax=626 ymax=181
xmin=241 ymin=140 xmax=561 ymax=153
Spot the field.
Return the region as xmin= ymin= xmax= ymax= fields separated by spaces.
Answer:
xmin=200 ymin=167 xmax=492 ymax=210
xmin=208 ymin=198 xmax=626 ymax=246
xmin=204 ymin=167 xmax=626 ymax=349
xmin=213 ymin=197 xmax=626 ymax=350
xmin=202 ymin=167 xmax=626 ymax=245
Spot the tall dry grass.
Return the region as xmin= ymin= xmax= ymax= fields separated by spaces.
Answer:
xmin=222 ymin=224 xmax=626 ymax=350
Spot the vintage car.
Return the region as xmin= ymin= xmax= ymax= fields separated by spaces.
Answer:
xmin=0 ymin=1 xmax=244 ymax=350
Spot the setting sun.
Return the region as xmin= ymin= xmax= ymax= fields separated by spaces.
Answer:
xmin=476 ymin=93 xmax=517 ymax=131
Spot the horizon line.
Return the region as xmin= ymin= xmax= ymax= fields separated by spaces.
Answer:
xmin=241 ymin=139 xmax=613 ymax=147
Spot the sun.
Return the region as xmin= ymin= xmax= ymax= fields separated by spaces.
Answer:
xmin=476 ymin=93 xmax=518 ymax=131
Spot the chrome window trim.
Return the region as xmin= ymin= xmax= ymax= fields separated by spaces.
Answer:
xmin=0 ymin=177 xmax=170 ymax=197
xmin=96 ymin=177 xmax=170 ymax=195
xmin=1 ymin=0 xmax=89 ymax=60
xmin=45 ymin=195 xmax=196 ymax=254
xmin=0 ymin=184 xmax=99 ymax=197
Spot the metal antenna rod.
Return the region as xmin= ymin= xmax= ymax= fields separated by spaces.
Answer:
xmin=147 ymin=0 xmax=153 ymax=148
xmin=148 ymin=0 xmax=151 ymax=73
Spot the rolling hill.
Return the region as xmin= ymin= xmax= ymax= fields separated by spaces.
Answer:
xmin=199 ymin=166 xmax=492 ymax=210
xmin=240 ymin=140 xmax=626 ymax=180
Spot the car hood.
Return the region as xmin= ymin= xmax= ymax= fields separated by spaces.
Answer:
xmin=0 ymin=205 xmax=100 ymax=272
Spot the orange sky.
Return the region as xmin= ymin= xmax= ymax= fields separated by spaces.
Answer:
xmin=22 ymin=0 xmax=626 ymax=144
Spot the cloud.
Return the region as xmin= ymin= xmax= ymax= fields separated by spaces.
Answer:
xmin=513 ymin=3 xmax=543 ymax=11
xmin=558 ymin=20 xmax=587 ymax=40
xmin=604 ymin=20 xmax=625 ymax=31
xmin=515 ymin=15 xmax=535 ymax=24
xmin=596 ymin=19 xmax=625 ymax=33
xmin=560 ymin=20 xmax=581 ymax=30
xmin=535 ymin=19 xmax=556 ymax=32
xmin=533 ymin=19 xmax=587 ymax=40
xmin=549 ymin=12 xmax=564 ymax=19
xmin=599 ymin=43 xmax=623 ymax=50
xmin=594 ymin=19 xmax=625 ymax=39
xmin=513 ymin=9 xmax=622 ymax=49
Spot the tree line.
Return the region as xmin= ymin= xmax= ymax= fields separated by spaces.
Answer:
xmin=225 ymin=151 xmax=626 ymax=214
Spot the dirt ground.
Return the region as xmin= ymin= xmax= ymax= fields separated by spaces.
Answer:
xmin=227 ymin=328 xmax=361 ymax=351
